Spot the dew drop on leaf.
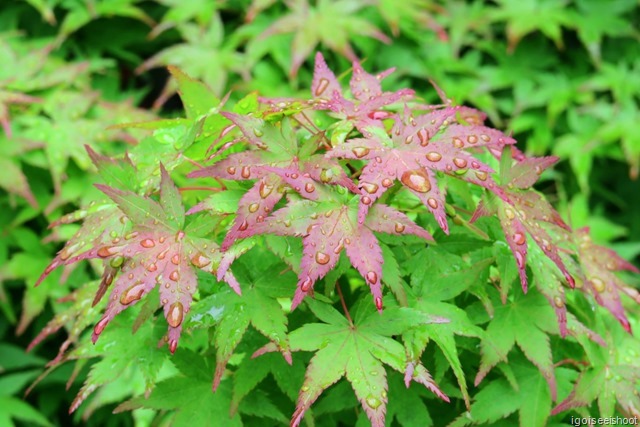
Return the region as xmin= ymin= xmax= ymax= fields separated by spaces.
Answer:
xmin=315 ymin=78 xmax=329 ymax=96
xmin=366 ymin=395 xmax=381 ymax=409
xmin=140 ymin=239 xmax=155 ymax=248
xmin=191 ymin=253 xmax=211 ymax=268
xmin=513 ymin=232 xmax=526 ymax=245
xmin=227 ymin=166 xmax=236 ymax=175
xmin=352 ymin=147 xmax=370 ymax=158
xmin=301 ymin=277 xmax=312 ymax=291
xmin=504 ymin=208 xmax=515 ymax=220
xmin=147 ymin=263 xmax=158 ymax=272
xmin=241 ymin=166 xmax=251 ymax=179
xmin=361 ymin=182 xmax=379 ymax=194
xmin=475 ymin=171 xmax=488 ymax=181
xmin=394 ymin=223 xmax=405 ymax=233
xmin=452 ymin=137 xmax=464 ymax=148
xmin=239 ymin=220 xmax=249 ymax=231
xmin=427 ymin=198 xmax=438 ymax=209
xmin=167 ymin=302 xmax=184 ymax=328
xmin=401 ymin=169 xmax=431 ymax=193
xmin=120 ymin=283 xmax=145 ymax=305
xmin=110 ymin=256 xmax=124 ymax=268
xmin=97 ymin=246 xmax=114 ymax=258
xmin=418 ymin=128 xmax=429 ymax=146
xmin=305 ymin=183 xmax=315 ymax=193
xmin=467 ymin=135 xmax=478 ymax=144
xmin=171 ymin=254 xmax=180 ymax=265
xmin=453 ymin=158 xmax=468 ymax=169
xmin=169 ymin=339 xmax=178 ymax=354
xmin=169 ymin=270 xmax=180 ymax=281
xmin=366 ymin=271 xmax=378 ymax=284
xmin=553 ymin=296 xmax=564 ymax=308
xmin=381 ymin=178 xmax=394 ymax=188
xmin=362 ymin=196 xmax=372 ymax=205
xmin=249 ymin=203 xmax=260 ymax=213
xmin=375 ymin=297 xmax=383 ymax=311
xmin=425 ymin=152 xmax=442 ymax=162
xmin=259 ymin=182 xmax=273 ymax=198
xmin=93 ymin=317 xmax=109 ymax=337
xmin=592 ymin=277 xmax=606 ymax=293
xmin=315 ymin=252 xmax=330 ymax=265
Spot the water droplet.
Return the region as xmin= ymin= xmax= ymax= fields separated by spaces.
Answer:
xmin=147 ymin=263 xmax=158 ymax=272
xmin=375 ymin=156 xmax=382 ymax=163
xmin=227 ymin=166 xmax=236 ymax=175
xmin=361 ymin=182 xmax=379 ymax=194
xmin=253 ymin=128 xmax=263 ymax=137
xmin=170 ymin=270 xmax=180 ymax=281
xmin=315 ymin=252 xmax=330 ymax=265
xmin=366 ymin=395 xmax=381 ymax=409
xmin=169 ymin=339 xmax=178 ymax=354
xmin=239 ymin=220 xmax=249 ymax=231
xmin=504 ymin=208 xmax=515 ymax=220
xmin=256 ymin=215 xmax=265 ymax=223
xmin=592 ymin=277 xmax=606 ymax=293
xmin=427 ymin=198 xmax=438 ymax=209
xmin=125 ymin=231 xmax=139 ymax=240
xmin=480 ymin=134 xmax=490 ymax=142
xmin=453 ymin=158 xmax=468 ymax=169
xmin=171 ymin=254 xmax=180 ymax=265
xmin=305 ymin=183 xmax=315 ymax=193
xmin=352 ymin=147 xmax=370 ymax=158
xmin=301 ymin=277 xmax=312 ymax=291
xmin=121 ymin=283 xmax=145 ymax=305
xmin=191 ymin=253 xmax=211 ymax=268
xmin=452 ymin=137 xmax=464 ymax=148
xmin=467 ymin=135 xmax=478 ymax=144
xmin=513 ymin=232 xmax=526 ymax=245
xmin=320 ymin=169 xmax=333 ymax=183
xmin=94 ymin=317 xmax=109 ymax=336
xmin=361 ymin=196 xmax=372 ymax=205
xmin=405 ymin=135 xmax=413 ymax=144
xmin=418 ymin=129 xmax=429 ymax=146
xmin=553 ymin=296 xmax=564 ymax=308
xmin=381 ymin=178 xmax=394 ymax=188
xmin=98 ymin=246 xmax=115 ymax=258
xmin=366 ymin=271 xmax=378 ymax=284
xmin=315 ymin=78 xmax=329 ymax=96
xmin=241 ymin=166 xmax=251 ymax=178
xmin=291 ymin=173 xmax=299 ymax=179
xmin=110 ymin=256 xmax=124 ymax=268
xmin=475 ymin=171 xmax=488 ymax=181
xmin=395 ymin=223 xmax=405 ymax=233
xmin=167 ymin=302 xmax=184 ymax=328
xmin=249 ymin=203 xmax=259 ymax=213
xmin=425 ymin=152 xmax=442 ymax=162
xmin=515 ymin=251 xmax=525 ymax=268
xmin=140 ymin=239 xmax=155 ymax=248
xmin=400 ymin=169 xmax=431 ymax=193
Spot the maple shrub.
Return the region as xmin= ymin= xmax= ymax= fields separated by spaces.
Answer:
xmin=33 ymin=53 xmax=640 ymax=426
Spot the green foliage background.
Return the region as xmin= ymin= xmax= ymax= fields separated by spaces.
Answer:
xmin=1 ymin=0 xmax=639 ymax=426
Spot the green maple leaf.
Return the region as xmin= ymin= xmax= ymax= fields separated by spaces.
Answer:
xmin=115 ymin=349 xmax=242 ymax=427
xmin=185 ymin=248 xmax=294 ymax=390
xmin=287 ymin=297 xmax=449 ymax=427
xmin=66 ymin=309 xmax=168 ymax=413
xmin=453 ymin=359 xmax=576 ymax=427
xmin=137 ymin=14 xmax=245 ymax=100
xmin=490 ymin=0 xmax=573 ymax=52
xmin=552 ymin=318 xmax=640 ymax=419
xmin=258 ymin=0 xmax=391 ymax=76
xmin=0 ymin=136 xmax=42 ymax=207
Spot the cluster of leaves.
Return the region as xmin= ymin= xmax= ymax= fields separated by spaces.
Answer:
xmin=29 ymin=52 xmax=640 ymax=426
xmin=1 ymin=1 xmax=639 ymax=426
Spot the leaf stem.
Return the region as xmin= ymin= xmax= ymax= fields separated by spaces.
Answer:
xmin=335 ymin=281 xmax=354 ymax=326
xmin=178 ymin=186 xmax=223 ymax=193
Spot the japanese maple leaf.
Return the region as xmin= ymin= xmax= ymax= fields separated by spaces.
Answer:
xmin=247 ymin=184 xmax=433 ymax=310
xmin=287 ymin=298 xmax=448 ymax=427
xmin=309 ymin=52 xmax=414 ymax=133
xmin=38 ymin=165 xmax=241 ymax=353
xmin=471 ymin=151 xmax=575 ymax=293
xmin=328 ymin=108 xmax=515 ymax=231
xmin=475 ymin=290 xmax=605 ymax=402
xmin=574 ymin=227 xmax=640 ymax=333
xmin=189 ymin=114 xmax=356 ymax=250
xmin=259 ymin=0 xmax=390 ymax=77
xmin=552 ymin=322 xmax=640 ymax=419
xmin=0 ymin=136 xmax=42 ymax=207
